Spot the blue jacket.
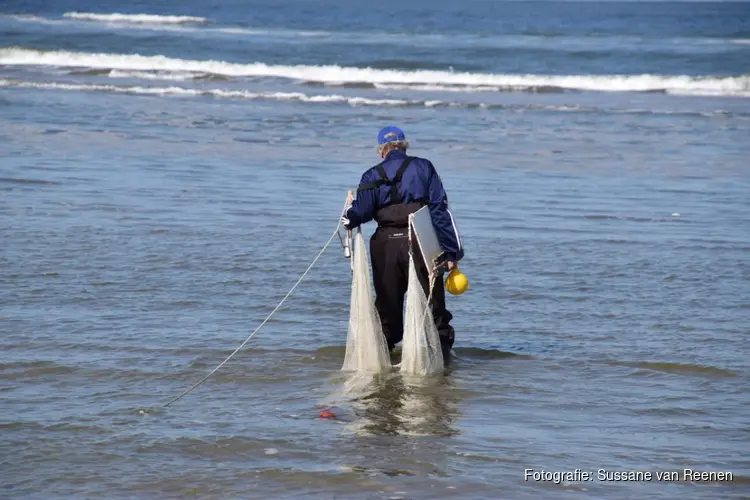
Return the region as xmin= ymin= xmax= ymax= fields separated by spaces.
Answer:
xmin=345 ymin=149 xmax=464 ymax=262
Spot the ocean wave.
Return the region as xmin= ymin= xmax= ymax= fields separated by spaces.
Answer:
xmin=0 ymin=79 xmax=744 ymax=118
xmin=5 ymin=15 xmax=746 ymax=49
xmin=62 ymin=12 xmax=209 ymax=25
xmin=3 ymin=14 xmax=343 ymax=38
xmin=1 ymin=48 xmax=747 ymax=97
xmin=4 ymin=14 xmax=54 ymax=23
xmin=374 ymin=83 xmax=500 ymax=93
xmin=107 ymin=69 xmax=204 ymax=81
xmin=0 ymin=79 xmax=435 ymax=107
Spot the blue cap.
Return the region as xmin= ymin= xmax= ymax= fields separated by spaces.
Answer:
xmin=377 ymin=125 xmax=405 ymax=145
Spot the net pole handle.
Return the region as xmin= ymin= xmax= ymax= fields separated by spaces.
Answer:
xmin=345 ymin=190 xmax=353 ymax=270
xmin=342 ymin=190 xmax=353 ymax=259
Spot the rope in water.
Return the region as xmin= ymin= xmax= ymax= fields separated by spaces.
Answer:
xmin=163 ymin=214 xmax=346 ymax=407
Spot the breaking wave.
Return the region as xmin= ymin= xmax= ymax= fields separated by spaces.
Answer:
xmin=107 ymin=69 xmax=204 ymax=81
xmin=1 ymin=47 xmax=747 ymax=97
xmin=0 ymin=79 xmax=743 ymax=117
xmin=3 ymin=14 xmax=59 ymax=24
xmin=0 ymin=79 xmax=443 ymax=107
xmin=62 ymin=12 xmax=209 ymax=25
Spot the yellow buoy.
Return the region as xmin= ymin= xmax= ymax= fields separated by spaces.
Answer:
xmin=445 ymin=268 xmax=468 ymax=295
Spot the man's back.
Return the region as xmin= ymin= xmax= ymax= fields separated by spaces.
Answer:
xmin=348 ymin=148 xmax=464 ymax=263
xmin=358 ymin=149 xmax=434 ymax=209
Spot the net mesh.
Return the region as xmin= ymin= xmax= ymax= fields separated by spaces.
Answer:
xmin=399 ymin=246 xmax=444 ymax=377
xmin=341 ymin=229 xmax=392 ymax=373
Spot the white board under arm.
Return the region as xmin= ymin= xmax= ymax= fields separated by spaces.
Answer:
xmin=408 ymin=205 xmax=445 ymax=278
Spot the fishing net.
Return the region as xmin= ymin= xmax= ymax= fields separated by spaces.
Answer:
xmin=341 ymin=229 xmax=392 ymax=373
xmin=399 ymin=238 xmax=444 ymax=377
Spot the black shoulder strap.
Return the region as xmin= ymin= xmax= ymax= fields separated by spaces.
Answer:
xmin=356 ymin=161 xmax=387 ymax=193
xmin=375 ymin=164 xmax=388 ymax=183
xmin=355 ymin=157 xmax=414 ymax=205
xmin=389 ymin=157 xmax=414 ymax=204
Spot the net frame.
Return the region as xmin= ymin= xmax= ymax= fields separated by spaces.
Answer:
xmin=399 ymin=218 xmax=445 ymax=376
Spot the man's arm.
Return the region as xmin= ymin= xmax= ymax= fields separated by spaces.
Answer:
xmin=426 ymin=162 xmax=464 ymax=262
xmin=342 ymin=170 xmax=377 ymax=230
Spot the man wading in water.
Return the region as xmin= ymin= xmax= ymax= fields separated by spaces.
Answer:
xmin=341 ymin=126 xmax=464 ymax=361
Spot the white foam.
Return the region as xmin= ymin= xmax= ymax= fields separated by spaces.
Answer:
xmin=108 ymin=69 xmax=201 ymax=81
xmin=3 ymin=14 xmax=65 ymax=25
xmin=0 ymin=79 xmax=437 ymax=107
xmin=5 ymin=15 xmax=50 ymax=23
xmin=6 ymin=79 xmax=741 ymax=117
xmin=1 ymin=48 xmax=747 ymax=97
xmin=3 ymin=13 xmax=331 ymax=38
xmin=0 ymin=78 xmax=662 ymax=114
xmin=668 ymin=88 xmax=750 ymax=97
xmin=62 ymin=12 xmax=209 ymax=24
xmin=375 ymin=83 xmax=500 ymax=93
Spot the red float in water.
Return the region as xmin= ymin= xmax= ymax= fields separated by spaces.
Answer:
xmin=319 ymin=410 xmax=336 ymax=419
